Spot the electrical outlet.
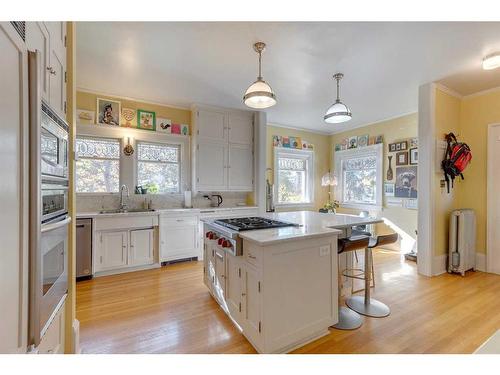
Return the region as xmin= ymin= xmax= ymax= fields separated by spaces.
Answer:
xmin=319 ymin=246 xmax=330 ymax=257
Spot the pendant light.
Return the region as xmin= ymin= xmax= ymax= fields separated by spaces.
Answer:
xmin=324 ymin=73 xmax=352 ymax=124
xmin=243 ymin=42 xmax=277 ymax=109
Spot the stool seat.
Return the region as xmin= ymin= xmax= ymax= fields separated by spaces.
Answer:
xmin=368 ymin=232 xmax=399 ymax=248
xmin=337 ymin=235 xmax=369 ymax=254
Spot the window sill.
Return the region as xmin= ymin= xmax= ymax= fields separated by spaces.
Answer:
xmin=340 ymin=202 xmax=382 ymax=212
xmin=274 ymin=203 xmax=315 ymax=209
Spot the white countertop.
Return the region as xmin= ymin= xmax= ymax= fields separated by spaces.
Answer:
xmin=237 ymin=211 xmax=383 ymax=246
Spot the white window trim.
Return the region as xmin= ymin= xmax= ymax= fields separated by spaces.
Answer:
xmin=334 ymin=143 xmax=383 ymax=211
xmin=273 ymin=147 xmax=315 ymax=208
xmin=135 ymin=140 xmax=182 ymax=194
xmin=76 ymin=124 xmax=189 ymax=196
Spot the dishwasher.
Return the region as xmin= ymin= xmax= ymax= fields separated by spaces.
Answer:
xmin=76 ymin=218 xmax=93 ymax=280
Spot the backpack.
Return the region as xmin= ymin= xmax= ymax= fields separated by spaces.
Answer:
xmin=441 ymin=133 xmax=472 ymax=193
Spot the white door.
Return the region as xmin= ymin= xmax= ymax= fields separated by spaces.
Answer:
xmin=213 ymin=247 xmax=226 ymax=304
xmin=97 ymin=231 xmax=128 ymax=271
xmin=228 ymin=113 xmax=253 ymax=145
xmin=0 ymin=22 xmax=29 ymax=354
xmin=242 ymin=264 xmax=262 ymax=342
xmin=487 ymin=124 xmax=500 ymax=274
xmin=197 ymin=109 xmax=226 ymax=141
xmin=45 ymin=22 xmax=66 ymax=117
xmin=160 ymin=220 xmax=198 ymax=262
xmin=129 ymin=229 xmax=154 ymax=266
xmin=196 ymin=141 xmax=228 ymax=191
xmin=225 ymin=255 xmax=242 ymax=323
xmin=25 ymin=22 xmax=50 ymax=101
xmin=228 ymin=144 xmax=253 ymax=191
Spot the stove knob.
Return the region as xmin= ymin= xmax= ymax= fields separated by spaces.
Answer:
xmin=222 ymin=240 xmax=231 ymax=248
xmin=218 ymin=237 xmax=224 ymax=245
xmin=205 ymin=231 xmax=212 ymax=238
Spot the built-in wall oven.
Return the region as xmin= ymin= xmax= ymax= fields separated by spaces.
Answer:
xmin=28 ymin=50 xmax=71 ymax=346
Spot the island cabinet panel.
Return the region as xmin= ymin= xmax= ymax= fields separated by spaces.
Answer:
xmin=213 ymin=247 xmax=227 ymax=304
xmin=225 ymin=255 xmax=243 ymax=324
xmin=241 ymin=263 xmax=262 ymax=345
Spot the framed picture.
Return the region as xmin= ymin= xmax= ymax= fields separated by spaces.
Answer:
xmin=395 ymin=166 xmax=418 ymax=198
xmin=137 ymin=109 xmax=156 ymax=131
xmin=409 ymin=148 xmax=418 ymax=165
xmin=410 ymin=137 xmax=418 ymax=148
xmin=348 ymin=136 xmax=357 ymax=149
xmin=97 ymin=98 xmax=121 ymax=126
xmin=282 ymin=136 xmax=290 ymax=148
xmin=368 ymin=136 xmax=375 ymax=146
xmin=389 ymin=143 xmax=396 ymax=152
xmin=400 ymin=141 xmax=408 ymax=150
xmin=121 ymin=108 xmax=136 ymax=128
xmin=76 ymin=109 xmax=95 ymax=124
xmin=375 ymin=135 xmax=383 ymax=144
xmin=396 ymin=143 xmax=401 ymax=151
xmin=273 ymin=135 xmax=283 ymax=147
xmin=181 ymin=124 xmax=189 ymax=136
xmin=341 ymin=138 xmax=348 ymax=150
xmin=384 ymin=182 xmax=395 ymax=197
xmin=157 ymin=117 xmax=172 ymax=133
xmin=335 ymin=144 xmax=341 ymax=151
xmin=396 ymin=151 xmax=408 ymax=165
xmin=357 ymin=134 xmax=369 ymax=147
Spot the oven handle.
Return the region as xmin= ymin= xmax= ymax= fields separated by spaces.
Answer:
xmin=41 ymin=216 xmax=72 ymax=233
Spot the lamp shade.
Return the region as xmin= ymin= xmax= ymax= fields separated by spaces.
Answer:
xmin=243 ymin=79 xmax=277 ymax=109
xmin=321 ymin=171 xmax=338 ymax=187
xmin=324 ymin=101 xmax=352 ymax=123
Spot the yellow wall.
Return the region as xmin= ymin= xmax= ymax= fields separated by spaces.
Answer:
xmin=330 ymin=114 xmax=418 ymax=247
xmin=434 ymin=88 xmax=462 ymax=256
xmin=266 ymin=126 xmax=331 ymax=211
xmin=458 ymin=89 xmax=500 ymax=254
xmin=76 ymin=90 xmax=191 ymax=128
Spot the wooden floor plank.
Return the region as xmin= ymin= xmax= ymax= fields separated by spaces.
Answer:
xmin=76 ymin=250 xmax=500 ymax=354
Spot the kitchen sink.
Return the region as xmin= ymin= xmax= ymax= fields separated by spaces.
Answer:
xmin=99 ymin=208 xmax=156 ymax=214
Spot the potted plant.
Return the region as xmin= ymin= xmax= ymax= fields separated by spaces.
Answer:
xmin=323 ymin=200 xmax=339 ymax=214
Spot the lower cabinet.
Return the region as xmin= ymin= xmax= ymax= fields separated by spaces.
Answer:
xmin=95 ymin=228 xmax=155 ymax=273
xmin=160 ymin=214 xmax=200 ymax=262
xmin=37 ymin=300 xmax=65 ymax=354
xmin=240 ymin=264 xmax=262 ymax=343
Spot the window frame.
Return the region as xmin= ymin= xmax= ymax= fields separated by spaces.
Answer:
xmin=334 ymin=143 xmax=383 ymax=211
xmin=75 ymin=135 xmax=122 ymax=195
xmin=273 ymin=147 xmax=315 ymax=208
xmin=135 ymin=140 xmax=182 ymax=194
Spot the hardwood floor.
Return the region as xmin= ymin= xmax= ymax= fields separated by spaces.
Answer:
xmin=76 ymin=250 xmax=500 ymax=354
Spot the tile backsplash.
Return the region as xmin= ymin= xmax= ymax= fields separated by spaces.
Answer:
xmin=76 ymin=192 xmax=250 ymax=212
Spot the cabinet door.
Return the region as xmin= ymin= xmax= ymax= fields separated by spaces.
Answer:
xmin=96 ymin=231 xmax=128 ymax=271
xmin=228 ymin=113 xmax=253 ymax=145
xmin=242 ymin=264 xmax=262 ymax=342
xmin=45 ymin=22 xmax=66 ymax=118
xmin=0 ymin=22 xmax=29 ymax=354
xmin=196 ymin=141 xmax=228 ymax=191
xmin=25 ymin=22 xmax=50 ymax=101
xmin=213 ymin=247 xmax=226 ymax=304
xmin=129 ymin=229 xmax=154 ymax=266
xmin=196 ymin=109 xmax=226 ymax=141
xmin=160 ymin=222 xmax=198 ymax=262
xmin=226 ymin=255 xmax=242 ymax=323
xmin=228 ymin=144 xmax=253 ymax=191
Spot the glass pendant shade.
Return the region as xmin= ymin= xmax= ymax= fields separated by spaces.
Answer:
xmin=321 ymin=171 xmax=338 ymax=187
xmin=324 ymin=73 xmax=352 ymax=124
xmin=244 ymin=78 xmax=277 ymax=109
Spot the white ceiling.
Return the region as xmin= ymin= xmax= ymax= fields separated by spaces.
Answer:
xmin=76 ymin=22 xmax=500 ymax=134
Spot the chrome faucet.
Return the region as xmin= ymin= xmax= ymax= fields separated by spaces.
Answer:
xmin=119 ymin=185 xmax=129 ymax=210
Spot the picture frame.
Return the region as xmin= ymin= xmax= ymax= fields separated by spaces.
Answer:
xmin=409 ymin=147 xmax=418 ymax=165
xmin=76 ymin=109 xmax=95 ymax=124
xmin=375 ymin=135 xmax=383 ymax=144
xmin=396 ymin=143 xmax=401 ymax=151
xmin=137 ymin=109 xmax=156 ymax=131
xmin=157 ymin=117 xmax=172 ymax=133
xmin=395 ymin=166 xmax=418 ymax=198
xmin=384 ymin=182 xmax=395 ymax=197
xmin=410 ymin=137 xmax=418 ymax=148
xmin=368 ymin=136 xmax=375 ymax=146
xmin=335 ymin=144 xmax=341 ymax=152
xmin=273 ymin=135 xmax=283 ymax=147
xmin=396 ymin=151 xmax=408 ymax=165
xmin=120 ymin=108 xmax=136 ymax=128
xmin=348 ymin=136 xmax=357 ymax=149
xmin=400 ymin=141 xmax=408 ymax=150
xmin=357 ymin=134 xmax=369 ymax=147
xmin=389 ymin=143 xmax=396 ymax=152
xmin=97 ymin=98 xmax=121 ymax=126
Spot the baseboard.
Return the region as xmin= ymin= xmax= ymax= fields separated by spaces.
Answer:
xmin=476 ymin=252 xmax=486 ymax=272
xmin=433 ymin=254 xmax=448 ymax=276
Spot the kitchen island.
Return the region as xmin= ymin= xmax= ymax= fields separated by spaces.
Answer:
xmin=202 ymin=211 xmax=382 ymax=353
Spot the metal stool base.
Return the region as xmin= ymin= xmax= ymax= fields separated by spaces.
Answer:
xmin=346 ymin=295 xmax=390 ymax=318
xmin=332 ymin=306 xmax=363 ymax=330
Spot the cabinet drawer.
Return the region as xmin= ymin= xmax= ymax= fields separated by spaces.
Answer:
xmin=244 ymin=245 xmax=262 ymax=267
xmin=161 ymin=216 xmax=198 ymax=227
xmin=95 ymin=215 xmax=158 ymax=231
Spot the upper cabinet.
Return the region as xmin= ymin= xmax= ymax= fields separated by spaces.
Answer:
xmin=192 ymin=106 xmax=254 ymax=192
xmin=26 ymin=22 xmax=66 ymax=118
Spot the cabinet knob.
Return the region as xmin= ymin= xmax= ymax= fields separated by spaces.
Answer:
xmin=46 ymin=66 xmax=56 ymax=75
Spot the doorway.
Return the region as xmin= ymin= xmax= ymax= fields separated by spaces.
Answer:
xmin=486 ymin=123 xmax=500 ymax=274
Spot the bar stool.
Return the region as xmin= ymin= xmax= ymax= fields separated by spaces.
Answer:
xmin=333 ymin=235 xmax=370 ymax=330
xmin=346 ymin=232 xmax=399 ymax=318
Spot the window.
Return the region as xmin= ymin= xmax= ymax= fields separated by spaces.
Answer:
xmin=274 ymin=148 xmax=314 ymax=206
xmin=137 ymin=141 xmax=180 ymax=194
xmin=335 ymin=144 xmax=383 ymax=209
xmin=76 ymin=137 xmax=120 ymax=193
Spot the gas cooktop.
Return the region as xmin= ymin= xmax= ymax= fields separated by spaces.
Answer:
xmin=214 ymin=217 xmax=297 ymax=232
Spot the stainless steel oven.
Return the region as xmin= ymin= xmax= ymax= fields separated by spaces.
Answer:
xmin=40 ymin=101 xmax=69 ymax=180
xmin=41 ymin=180 xmax=68 ymax=223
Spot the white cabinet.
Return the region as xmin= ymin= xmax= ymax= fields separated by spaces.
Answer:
xmin=225 ymin=254 xmax=243 ymax=322
xmin=96 ymin=231 xmax=128 ymax=271
xmin=241 ymin=264 xmax=262 ymax=342
xmin=0 ymin=22 xmax=30 ymax=354
xmin=26 ymin=21 xmax=66 ymax=118
xmin=192 ymin=105 xmax=254 ymax=192
xmin=160 ymin=214 xmax=200 ymax=262
xmin=213 ymin=247 xmax=227 ymax=304
xmin=129 ymin=229 xmax=154 ymax=266
xmin=37 ymin=300 xmax=65 ymax=354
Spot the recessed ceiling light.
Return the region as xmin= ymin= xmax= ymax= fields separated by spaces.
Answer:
xmin=482 ymin=52 xmax=500 ymax=70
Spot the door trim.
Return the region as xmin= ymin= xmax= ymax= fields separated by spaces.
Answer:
xmin=487 ymin=123 xmax=500 ymax=274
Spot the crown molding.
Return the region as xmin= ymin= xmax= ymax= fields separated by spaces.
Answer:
xmin=434 ymin=83 xmax=464 ymax=99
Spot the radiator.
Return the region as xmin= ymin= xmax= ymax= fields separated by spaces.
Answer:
xmin=448 ymin=209 xmax=476 ymax=276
